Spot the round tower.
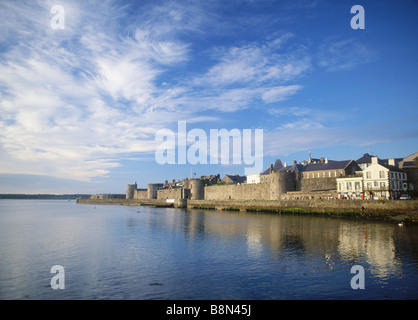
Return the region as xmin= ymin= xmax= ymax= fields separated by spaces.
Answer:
xmin=126 ymin=183 xmax=136 ymax=200
xmin=190 ymin=179 xmax=204 ymax=200
xmin=147 ymin=184 xmax=158 ymax=199
xmin=270 ymin=171 xmax=296 ymax=200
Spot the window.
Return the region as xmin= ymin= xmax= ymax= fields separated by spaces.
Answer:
xmin=338 ymin=183 xmax=342 ymax=191
xmin=347 ymin=182 xmax=352 ymax=190
xmin=334 ymin=171 xmax=337 ymax=177
xmin=367 ymin=182 xmax=372 ymax=189
xmin=355 ymin=182 xmax=361 ymax=191
xmin=374 ymin=181 xmax=379 ymax=187
xmin=366 ymin=172 xmax=371 ymax=179
xmin=379 ymin=171 xmax=385 ymax=178
xmin=380 ymin=182 xmax=385 ymax=189
xmin=322 ymin=172 xmax=325 ymax=177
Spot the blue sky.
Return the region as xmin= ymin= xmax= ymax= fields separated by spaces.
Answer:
xmin=0 ymin=0 xmax=417 ymax=194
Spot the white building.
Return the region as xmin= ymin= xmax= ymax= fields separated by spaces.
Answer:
xmin=337 ymin=176 xmax=364 ymax=199
xmin=362 ymin=157 xmax=407 ymax=199
xmin=247 ymin=173 xmax=261 ymax=184
xmin=337 ymin=156 xmax=408 ymax=199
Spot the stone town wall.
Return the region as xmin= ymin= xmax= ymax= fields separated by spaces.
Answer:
xmin=187 ymin=199 xmax=418 ymax=216
xmin=134 ymin=189 xmax=148 ymax=199
xmin=157 ymin=188 xmax=183 ymax=200
xmin=301 ymin=177 xmax=337 ymax=192
xmin=204 ymin=183 xmax=271 ymax=200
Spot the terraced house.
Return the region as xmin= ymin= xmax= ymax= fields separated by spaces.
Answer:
xmin=337 ymin=156 xmax=408 ymax=199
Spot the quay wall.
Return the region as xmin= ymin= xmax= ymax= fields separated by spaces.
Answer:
xmin=76 ymin=198 xmax=186 ymax=208
xmin=186 ymin=199 xmax=418 ymax=217
xmin=78 ymin=197 xmax=418 ymax=219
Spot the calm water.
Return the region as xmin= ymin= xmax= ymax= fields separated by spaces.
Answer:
xmin=0 ymin=199 xmax=417 ymax=300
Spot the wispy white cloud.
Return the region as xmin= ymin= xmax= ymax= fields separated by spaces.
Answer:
xmin=267 ymin=106 xmax=312 ymax=117
xmin=261 ymin=85 xmax=303 ymax=103
xmin=195 ymin=33 xmax=310 ymax=87
xmin=0 ymin=0 xmax=313 ymax=183
xmin=318 ymin=38 xmax=377 ymax=72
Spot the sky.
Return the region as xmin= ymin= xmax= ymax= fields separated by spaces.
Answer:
xmin=0 ymin=0 xmax=417 ymax=194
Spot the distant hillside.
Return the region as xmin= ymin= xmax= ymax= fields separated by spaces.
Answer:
xmin=0 ymin=194 xmax=91 ymax=199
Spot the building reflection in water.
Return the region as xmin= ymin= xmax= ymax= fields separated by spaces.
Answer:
xmin=142 ymin=208 xmax=405 ymax=281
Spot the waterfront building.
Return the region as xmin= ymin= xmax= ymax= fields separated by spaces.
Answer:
xmin=336 ymin=176 xmax=364 ymax=199
xmin=399 ymin=152 xmax=418 ymax=195
xmin=362 ymin=157 xmax=407 ymax=199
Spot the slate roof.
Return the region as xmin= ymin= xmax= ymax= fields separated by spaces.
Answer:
xmin=223 ymin=174 xmax=246 ymax=184
xmin=261 ymin=158 xmax=353 ymax=175
xmin=356 ymin=153 xmax=375 ymax=164
xmin=302 ymin=160 xmax=353 ymax=172
xmin=278 ymin=163 xmax=304 ymax=172
xmin=261 ymin=159 xmax=284 ymax=175
xmin=402 ymin=161 xmax=415 ymax=168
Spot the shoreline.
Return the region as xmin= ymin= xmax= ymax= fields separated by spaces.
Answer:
xmin=76 ymin=198 xmax=418 ymax=224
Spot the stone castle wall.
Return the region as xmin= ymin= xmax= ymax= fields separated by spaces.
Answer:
xmin=134 ymin=189 xmax=148 ymax=199
xmin=205 ymin=183 xmax=270 ymax=200
xmin=301 ymin=177 xmax=337 ymax=192
xmin=127 ymin=172 xmax=339 ymax=202
xmin=158 ymin=188 xmax=183 ymax=200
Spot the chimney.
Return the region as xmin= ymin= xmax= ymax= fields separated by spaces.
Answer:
xmin=325 ymin=158 xmax=328 ymax=164
xmin=371 ymin=156 xmax=378 ymax=164
xmin=388 ymin=159 xmax=395 ymax=166
xmin=284 ymin=162 xmax=287 ymax=167
xmin=320 ymin=157 xmax=324 ymax=163
xmin=270 ymin=164 xmax=273 ymax=174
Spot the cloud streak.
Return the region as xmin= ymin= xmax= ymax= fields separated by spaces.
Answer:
xmin=0 ymin=0 xmax=387 ymax=187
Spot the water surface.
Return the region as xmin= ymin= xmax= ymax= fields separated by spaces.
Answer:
xmin=0 ymin=200 xmax=417 ymax=299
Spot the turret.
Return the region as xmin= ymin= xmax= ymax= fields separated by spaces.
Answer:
xmin=126 ymin=183 xmax=136 ymax=200
xmin=269 ymin=171 xmax=296 ymax=200
xmin=190 ymin=179 xmax=204 ymax=200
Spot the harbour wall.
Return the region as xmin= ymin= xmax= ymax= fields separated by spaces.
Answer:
xmin=77 ymin=198 xmax=418 ymax=222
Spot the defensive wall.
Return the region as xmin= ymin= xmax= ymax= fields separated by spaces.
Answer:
xmin=77 ymin=198 xmax=186 ymax=208
xmin=77 ymin=197 xmax=418 ymax=223
xmin=187 ymin=199 xmax=418 ymax=215
xmin=301 ymin=177 xmax=336 ymax=192
xmin=204 ymin=183 xmax=270 ymax=200
xmin=125 ymin=171 xmax=342 ymax=202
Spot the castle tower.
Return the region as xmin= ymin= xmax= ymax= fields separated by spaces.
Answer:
xmin=126 ymin=183 xmax=137 ymax=200
xmin=269 ymin=171 xmax=296 ymax=200
xmin=190 ymin=179 xmax=204 ymax=200
xmin=147 ymin=184 xmax=158 ymax=199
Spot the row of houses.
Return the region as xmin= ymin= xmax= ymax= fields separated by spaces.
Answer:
xmin=244 ymin=152 xmax=417 ymax=199
xmin=337 ymin=156 xmax=409 ymax=199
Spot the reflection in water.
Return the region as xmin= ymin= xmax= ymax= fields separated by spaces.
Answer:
xmin=147 ymin=209 xmax=415 ymax=293
xmin=338 ymin=224 xmax=401 ymax=280
xmin=1 ymin=200 xmax=417 ymax=299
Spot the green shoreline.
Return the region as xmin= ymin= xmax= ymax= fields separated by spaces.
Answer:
xmin=77 ymin=198 xmax=418 ymax=225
